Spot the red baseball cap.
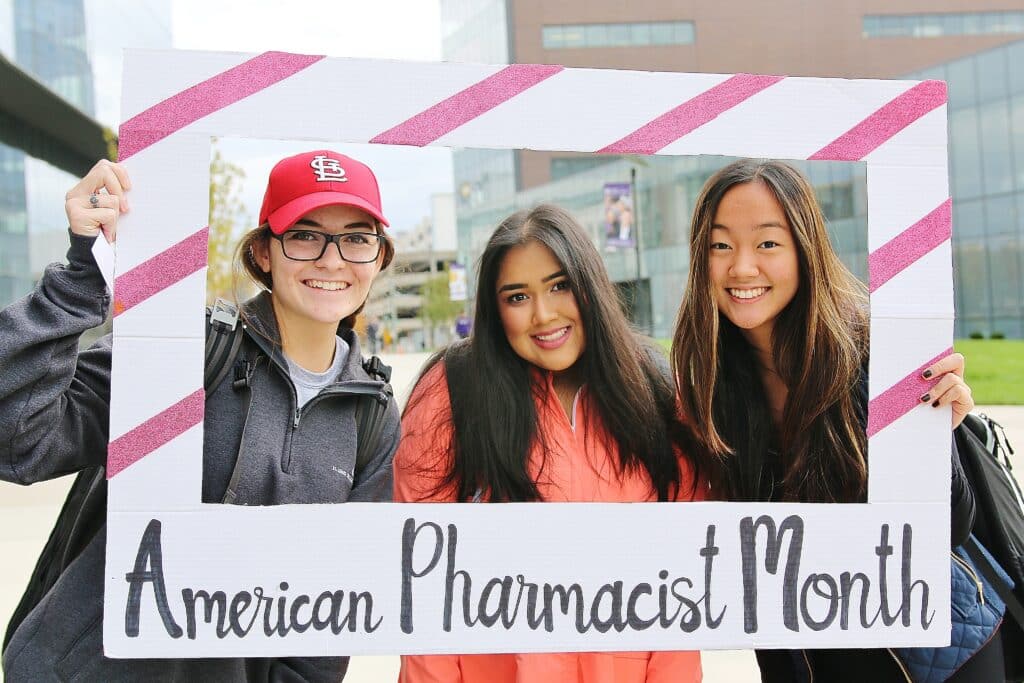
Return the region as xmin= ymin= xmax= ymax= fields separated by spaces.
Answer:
xmin=258 ymin=150 xmax=389 ymax=234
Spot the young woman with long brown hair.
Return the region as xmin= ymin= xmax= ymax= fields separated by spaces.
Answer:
xmin=395 ymin=204 xmax=706 ymax=683
xmin=671 ymin=159 xmax=1004 ymax=682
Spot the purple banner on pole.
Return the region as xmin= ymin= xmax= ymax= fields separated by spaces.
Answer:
xmin=603 ymin=181 xmax=635 ymax=249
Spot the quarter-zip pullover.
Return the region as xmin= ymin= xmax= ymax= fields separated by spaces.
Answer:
xmin=394 ymin=362 xmax=703 ymax=683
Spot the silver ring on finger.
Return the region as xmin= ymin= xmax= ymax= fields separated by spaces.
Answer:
xmin=89 ymin=192 xmax=100 ymax=208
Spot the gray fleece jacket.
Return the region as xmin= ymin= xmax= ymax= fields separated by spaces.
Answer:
xmin=1 ymin=233 xmax=400 ymax=682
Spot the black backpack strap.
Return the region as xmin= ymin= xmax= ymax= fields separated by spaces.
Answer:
xmin=353 ymin=355 xmax=394 ymax=478
xmin=205 ymin=299 xmax=259 ymax=504
xmin=963 ymin=536 xmax=1024 ymax=628
xmin=978 ymin=412 xmax=1016 ymax=464
xmin=205 ymin=299 xmax=246 ymax=393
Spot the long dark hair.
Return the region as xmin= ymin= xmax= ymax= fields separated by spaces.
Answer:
xmin=672 ymin=160 xmax=868 ymax=503
xmin=408 ymin=204 xmax=700 ymax=502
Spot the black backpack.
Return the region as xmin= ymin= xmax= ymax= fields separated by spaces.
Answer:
xmin=4 ymin=305 xmax=393 ymax=651
xmin=955 ymin=412 xmax=1024 ymax=680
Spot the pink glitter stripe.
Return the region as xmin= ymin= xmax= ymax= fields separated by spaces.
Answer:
xmin=370 ymin=64 xmax=564 ymax=146
xmin=809 ymin=80 xmax=947 ymax=161
xmin=113 ymin=227 xmax=208 ymax=316
xmin=869 ymin=199 xmax=952 ymax=293
xmin=118 ymin=52 xmax=325 ymax=160
xmin=107 ymin=389 xmax=205 ymax=478
xmin=598 ymin=74 xmax=786 ymax=154
xmin=867 ymin=348 xmax=954 ymax=438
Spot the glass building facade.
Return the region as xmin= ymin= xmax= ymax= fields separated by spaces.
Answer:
xmin=441 ymin=0 xmax=1024 ymax=340
xmin=863 ymin=11 xmax=1024 ymax=39
xmin=907 ymin=39 xmax=1024 ymax=338
xmin=442 ymin=0 xmax=521 ymax=275
xmin=0 ymin=0 xmax=93 ymax=307
xmin=542 ymin=21 xmax=695 ymax=50
xmin=442 ymin=0 xmax=510 ymax=65
xmin=0 ymin=0 xmax=173 ymax=308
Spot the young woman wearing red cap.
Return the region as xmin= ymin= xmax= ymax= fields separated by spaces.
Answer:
xmin=0 ymin=152 xmax=399 ymax=682
xmin=394 ymin=204 xmax=708 ymax=683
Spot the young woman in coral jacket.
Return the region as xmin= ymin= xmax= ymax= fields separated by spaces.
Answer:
xmin=394 ymin=204 xmax=708 ymax=683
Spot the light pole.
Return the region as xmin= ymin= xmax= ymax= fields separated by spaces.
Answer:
xmin=630 ymin=166 xmax=650 ymax=335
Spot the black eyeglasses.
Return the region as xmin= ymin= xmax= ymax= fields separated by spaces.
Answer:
xmin=272 ymin=229 xmax=382 ymax=263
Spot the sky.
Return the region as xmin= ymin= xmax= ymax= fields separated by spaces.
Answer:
xmin=171 ymin=0 xmax=453 ymax=234
xmin=94 ymin=0 xmax=454 ymax=233
xmin=170 ymin=0 xmax=444 ymax=61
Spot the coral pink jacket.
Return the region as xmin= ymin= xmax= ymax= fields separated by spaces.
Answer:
xmin=394 ymin=363 xmax=703 ymax=683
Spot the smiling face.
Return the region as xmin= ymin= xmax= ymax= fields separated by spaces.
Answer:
xmin=254 ymin=204 xmax=383 ymax=336
xmin=496 ymin=240 xmax=586 ymax=373
xmin=708 ymin=180 xmax=800 ymax=352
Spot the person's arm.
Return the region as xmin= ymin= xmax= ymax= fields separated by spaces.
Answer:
xmin=394 ymin=362 xmax=466 ymax=681
xmin=347 ymin=398 xmax=400 ymax=502
xmin=0 ymin=233 xmax=112 ymax=484
xmin=919 ymin=353 xmax=974 ymax=430
xmin=399 ymin=654 xmax=463 ymax=683
xmin=393 ymin=363 xmax=457 ymax=504
xmin=646 ymin=650 xmax=703 ymax=683
xmin=950 ymin=436 xmax=975 ymax=548
xmin=265 ymin=657 xmax=348 ymax=683
xmin=0 ymin=160 xmax=130 ymax=485
xmin=917 ymin=354 xmax=977 ymax=546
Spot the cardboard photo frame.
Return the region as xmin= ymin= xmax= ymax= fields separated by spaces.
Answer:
xmin=104 ymin=49 xmax=954 ymax=657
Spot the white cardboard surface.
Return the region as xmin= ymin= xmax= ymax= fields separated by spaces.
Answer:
xmin=91 ymin=235 xmax=115 ymax=293
xmin=106 ymin=50 xmax=955 ymax=657
xmin=105 ymin=503 xmax=950 ymax=656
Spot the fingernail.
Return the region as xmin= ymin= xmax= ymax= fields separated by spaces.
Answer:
xmin=922 ymin=369 xmax=933 ymax=379
xmin=920 ymin=393 xmax=931 ymax=403
xmin=932 ymin=400 xmax=940 ymax=408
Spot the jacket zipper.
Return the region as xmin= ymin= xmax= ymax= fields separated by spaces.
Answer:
xmin=286 ymin=384 xmax=387 ymax=475
xmin=260 ymin=361 xmax=301 ymax=471
xmin=800 ymin=650 xmax=814 ymax=683
xmin=952 ymin=551 xmax=984 ymax=605
xmin=242 ymin=326 xmax=387 ymax=468
xmin=252 ymin=334 xmax=386 ymax=431
xmin=294 ymin=383 xmax=389 ymax=428
xmin=241 ymin=326 xmax=306 ymax=431
xmin=885 ymin=649 xmax=914 ymax=682
xmin=569 ymin=389 xmax=581 ymax=433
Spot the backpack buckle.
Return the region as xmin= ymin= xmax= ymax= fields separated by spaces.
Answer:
xmin=232 ymin=360 xmax=254 ymax=390
xmin=210 ymin=298 xmax=239 ymax=333
xmin=364 ymin=356 xmax=392 ymax=383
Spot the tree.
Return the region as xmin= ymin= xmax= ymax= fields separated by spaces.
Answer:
xmin=420 ymin=269 xmax=463 ymax=348
xmin=207 ymin=143 xmax=250 ymax=305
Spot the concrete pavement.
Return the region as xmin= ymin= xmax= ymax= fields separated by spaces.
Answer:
xmin=1 ymin=349 xmax=1021 ymax=681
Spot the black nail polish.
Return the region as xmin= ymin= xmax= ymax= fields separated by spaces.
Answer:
xmin=922 ymin=369 xmax=933 ymax=379
xmin=932 ymin=400 xmax=940 ymax=408
xmin=921 ymin=393 xmax=931 ymax=403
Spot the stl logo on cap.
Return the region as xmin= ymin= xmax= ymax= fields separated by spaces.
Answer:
xmin=259 ymin=149 xmax=389 ymax=233
xmin=310 ymin=154 xmax=348 ymax=182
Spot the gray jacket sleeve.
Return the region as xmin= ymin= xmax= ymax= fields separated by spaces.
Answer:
xmin=347 ymin=399 xmax=400 ymax=502
xmin=0 ymin=233 xmax=112 ymax=485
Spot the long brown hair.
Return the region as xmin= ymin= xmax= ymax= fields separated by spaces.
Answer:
xmin=407 ymin=204 xmax=701 ymax=502
xmin=232 ymin=220 xmax=394 ymax=330
xmin=672 ymin=159 xmax=868 ymax=503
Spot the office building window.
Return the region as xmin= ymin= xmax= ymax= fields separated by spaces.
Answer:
xmin=543 ymin=21 xmax=694 ymax=49
xmin=863 ymin=11 xmax=1024 ymax=39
